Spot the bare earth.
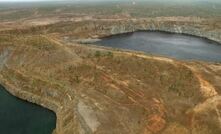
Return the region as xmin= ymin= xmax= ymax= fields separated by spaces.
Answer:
xmin=0 ymin=2 xmax=221 ymax=134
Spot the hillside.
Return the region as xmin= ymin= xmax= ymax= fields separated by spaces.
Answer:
xmin=0 ymin=1 xmax=221 ymax=134
xmin=0 ymin=34 xmax=221 ymax=134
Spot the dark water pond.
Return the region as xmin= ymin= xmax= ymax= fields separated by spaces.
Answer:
xmin=0 ymin=85 xmax=56 ymax=134
xmin=95 ymin=31 xmax=221 ymax=62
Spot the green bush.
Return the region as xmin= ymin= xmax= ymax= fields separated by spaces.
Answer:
xmin=106 ymin=51 xmax=113 ymax=57
xmin=95 ymin=51 xmax=101 ymax=57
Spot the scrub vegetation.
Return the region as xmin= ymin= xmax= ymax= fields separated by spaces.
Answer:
xmin=0 ymin=1 xmax=221 ymax=134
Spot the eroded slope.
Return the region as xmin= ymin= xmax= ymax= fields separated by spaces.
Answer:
xmin=0 ymin=35 xmax=221 ymax=134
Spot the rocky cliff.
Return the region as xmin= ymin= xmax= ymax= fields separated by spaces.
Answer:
xmin=35 ymin=17 xmax=220 ymax=44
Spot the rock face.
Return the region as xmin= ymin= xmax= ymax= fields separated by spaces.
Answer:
xmin=0 ymin=35 xmax=221 ymax=134
xmin=2 ymin=17 xmax=220 ymax=43
xmin=33 ymin=17 xmax=220 ymax=43
xmin=103 ymin=18 xmax=221 ymax=43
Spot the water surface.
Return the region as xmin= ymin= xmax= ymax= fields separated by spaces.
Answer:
xmin=0 ymin=85 xmax=56 ymax=134
xmin=95 ymin=31 xmax=221 ymax=62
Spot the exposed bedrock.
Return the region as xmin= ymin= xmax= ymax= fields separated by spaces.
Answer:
xmin=58 ymin=18 xmax=221 ymax=43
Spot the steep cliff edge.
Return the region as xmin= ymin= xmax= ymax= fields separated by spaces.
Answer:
xmin=22 ymin=17 xmax=221 ymax=44
xmin=1 ymin=17 xmax=220 ymax=43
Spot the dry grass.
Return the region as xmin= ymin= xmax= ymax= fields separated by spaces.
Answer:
xmin=0 ymin=32 xmax=220 ymax=134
